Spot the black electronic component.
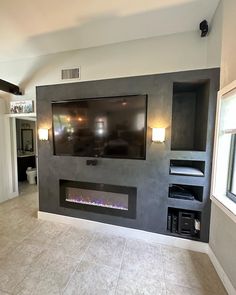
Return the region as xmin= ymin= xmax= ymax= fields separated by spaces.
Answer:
xmin=86 ymin=159 xmax=98 ymax=166
xmin=167 ymin=213 xmax=172 ymax=231
xmin=169 ymin=185 xmax=195 ymax=200
xmin=199 ymin=20 xmax=208 ymax=37
xmin=171 ymin=214 xmax=178 ymax=233
xmin=178 ymin=211 xmax=195 ymax=235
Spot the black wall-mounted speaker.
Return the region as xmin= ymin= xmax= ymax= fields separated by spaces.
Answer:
xmin=199 ymin=20 xmax=208 ymax=37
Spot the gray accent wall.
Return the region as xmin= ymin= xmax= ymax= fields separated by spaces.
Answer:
xmin=36 ymin=68 xmax=219 ymax=242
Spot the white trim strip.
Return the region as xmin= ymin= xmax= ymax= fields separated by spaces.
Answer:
xmin=5 ymin=112 xmax=36 ymax=118
xmin=38 ymin=211 xmax=208 ymax=253
xmin=208 ymin=247 xmax=236 ymax=295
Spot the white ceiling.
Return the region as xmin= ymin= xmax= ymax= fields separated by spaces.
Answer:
xmin=0 ymin=0 xmax=220 ymax=62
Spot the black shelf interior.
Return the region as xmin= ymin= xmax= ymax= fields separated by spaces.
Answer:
xmin=167 ymin=207 xmax=201 ymax=239
xmin=171 ymin=80 xmax=210 ymax=151
xmin=168 ymin=184 xmax=203 ymax=202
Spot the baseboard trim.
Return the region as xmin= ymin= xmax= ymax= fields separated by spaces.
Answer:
xmin=38 ymin=211 xmax=208 ymax=253
xmin=208 ymin=247 xmax=236 ymax=295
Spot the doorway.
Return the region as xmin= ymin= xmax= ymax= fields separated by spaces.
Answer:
xmin=15 ymin=117 xmax=38 ymax=195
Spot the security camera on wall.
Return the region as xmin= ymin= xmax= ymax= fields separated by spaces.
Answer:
xmin=199 ymin=20 xmax=208 ymax=37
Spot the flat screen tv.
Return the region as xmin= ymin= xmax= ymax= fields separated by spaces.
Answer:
xmin=52 ymin=95 xmax=147 ymax=159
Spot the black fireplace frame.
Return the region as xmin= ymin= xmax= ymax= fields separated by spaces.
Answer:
xmin=60 ymin=179 xmax=137 ymax=218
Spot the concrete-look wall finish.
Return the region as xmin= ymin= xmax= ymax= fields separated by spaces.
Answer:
xmin=37 ymin=68 xmax=219 ymax=242
xmin=209 ymin=0 xmax=236 ymax=290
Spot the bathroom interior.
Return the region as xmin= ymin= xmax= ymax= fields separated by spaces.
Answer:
xmin=16 ymin=118 xmax=38 ymax=194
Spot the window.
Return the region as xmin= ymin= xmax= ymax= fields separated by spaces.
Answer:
xmin=212 ymin=86 xmax=236 ymax=205
xmin=227 ymin=134 xmax=236 ymax=202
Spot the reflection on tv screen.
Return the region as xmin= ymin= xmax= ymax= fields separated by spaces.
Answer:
xmin=52 ymin=95 xmax=147 ymax=159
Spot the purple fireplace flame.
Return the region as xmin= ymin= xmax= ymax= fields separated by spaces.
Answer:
xmin=65 ymin=187 xmax=129 ymax=211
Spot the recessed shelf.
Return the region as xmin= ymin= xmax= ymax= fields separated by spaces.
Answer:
xmin=167 ymin=207 xmax=201 ymax=239
xmin=169 ymin=160 xmax=205 ymax=177
xmin=169 ymin=184 xmax=203 ymax=202
xmin=171 ymin=81 xmax=210 ymax=151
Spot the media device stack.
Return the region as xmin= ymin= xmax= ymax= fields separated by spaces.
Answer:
xmin=167 ymin=210 xmax=201 ymax=238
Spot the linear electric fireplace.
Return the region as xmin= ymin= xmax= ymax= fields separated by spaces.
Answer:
xmin=60 ymin=180 xmax=137 ymax=218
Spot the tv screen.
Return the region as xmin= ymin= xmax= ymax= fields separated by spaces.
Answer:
xmin=52 ymin=95 xmax=147 ymax=159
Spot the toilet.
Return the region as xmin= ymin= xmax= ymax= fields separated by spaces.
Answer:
xmin=26 ymin=167 xmax=37 ymax=184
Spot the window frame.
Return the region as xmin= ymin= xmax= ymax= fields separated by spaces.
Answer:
xmin=227 ymin=134 xmax=236 ymax=202
xmin=211 ymin=80 xmax=236 ymax=221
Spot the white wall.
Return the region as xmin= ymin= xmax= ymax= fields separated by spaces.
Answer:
xmin=209 ymin=0 xmax=236 ymax=292
xmin=0 ymin=31 xmax=215 ymax=104
xmin=207 ymin=1 xmax=223 ymax=69
xmin=220 ymin=0 xmax=236 ymax=88
xmin=0 ymin=99 xmax=12 ymax=203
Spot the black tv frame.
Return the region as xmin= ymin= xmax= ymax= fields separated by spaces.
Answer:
xmin=51 ymin=94 xmax=148 ymax=160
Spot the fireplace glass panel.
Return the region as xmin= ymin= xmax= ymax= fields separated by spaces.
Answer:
xmin=65 ymin=187 xmax=129 ymax=211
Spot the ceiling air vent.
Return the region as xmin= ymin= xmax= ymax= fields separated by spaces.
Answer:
xmin=61 ymin=67 xmax=80 ymax=80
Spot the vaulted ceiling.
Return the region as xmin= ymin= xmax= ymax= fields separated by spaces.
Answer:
xmin=0 ymin=0 xmax=220 ymax=62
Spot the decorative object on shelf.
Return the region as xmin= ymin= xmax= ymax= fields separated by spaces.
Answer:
xmin=10 ymin=100 xmax=33 ymax=114
xmin=38 ymin=128 xmax=49 ymax=141
xmin=152 ymin=127 xmax=165 ymax=142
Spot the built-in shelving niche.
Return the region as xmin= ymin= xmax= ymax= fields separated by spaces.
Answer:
xmin=168 ymin=184 xmax=203 ymax=202
xmin=167 ymin=207 xmax=201 ymax=240
xmin=171 ymin=80 xmax=210 ymax=151
xmin=169 ymin=159 xmax=205 ymax=177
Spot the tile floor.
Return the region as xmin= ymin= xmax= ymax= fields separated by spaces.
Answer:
xmin=0 ymin=189 xmax=227 ymax=295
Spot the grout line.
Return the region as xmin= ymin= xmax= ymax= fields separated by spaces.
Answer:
xmin=113 ymin=238 xmax=127 ymax=295
xmin=61 ymin=230 xmax=97 ymax=294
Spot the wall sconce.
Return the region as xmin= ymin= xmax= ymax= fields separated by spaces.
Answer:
xmin=152 ymin=128 xmax=165 ymax=143
xmin=38 ymin=128 xmax=49 ymax=141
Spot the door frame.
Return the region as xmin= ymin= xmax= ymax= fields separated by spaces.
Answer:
xmin=5 ymin=113 xmax=37 ymax=198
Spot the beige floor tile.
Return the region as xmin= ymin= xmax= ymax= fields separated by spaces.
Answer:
xmin=8 ymin=238 xmax=46 ymax=265
xmin=0 ymin=218 xmax=41 ymax=242
xmin=63 ymin=261 xmax=119 ymax=295
xmin=54 ymin=226 xmax=94 ymax=259
xmin=0 ymin=190 xmax=227 ymax=295
xmin=126 ymin=239 xmax=162 ymax=256
xmin=27 ymin=220 xmax=70 ymax=245
xmin=0 ymin=235 xmax=18 ymax=257
xmin=19 ymin=182 xmax=38 ymax=196
xmin=161 ymin=245 xmax=196 ymax=266
xmin=121 ymin=239 xmax=164 ymax=279
xmin=0 ymin=260 xmax=31 ymax=293
xmin=12 ymin=248 xmax=78 ymax=295
xmin=162 ymin=247 xmax=227 ymax=294
xmin=0 ymin=290 xmax=11 ymax=295
xmin=82 ymin=233 xmax=126 ymax=268
xmin=116 ymin=269 xmax=166 ymax=295
xmin=166 ymin=282 xmax=226 ymax=295
xmin=0 ymin=238 xmax=46 ymax=293
xmin=13 ymin=270 xmax=62 ymax=295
